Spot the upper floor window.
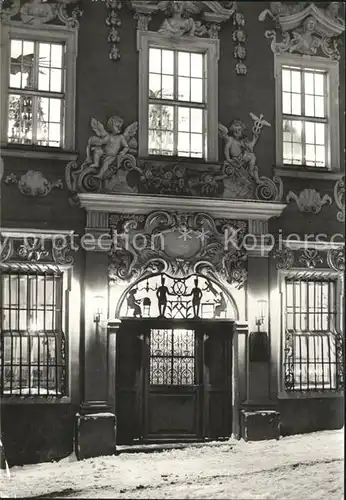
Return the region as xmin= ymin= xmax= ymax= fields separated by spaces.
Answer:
xmin=1 ymin=24 xmax=77 ymax=150
xmin=138 ymin=31 xmax=219 ymax=162
xmin=275 ymin=54 xmax=340 ymax=171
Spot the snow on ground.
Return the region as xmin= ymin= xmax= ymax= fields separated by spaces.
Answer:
xmin=1 ymin=429 xmax=344 ymax=499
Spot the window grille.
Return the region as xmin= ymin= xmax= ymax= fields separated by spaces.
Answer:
xmin=148 ymin=47 xmax=206 ymax=158
xmin=0 ymin=271 xmax=66 ymax=396
xmin=283 ymin=277 xmax=343 ymax=391
xmin=8 ymin=38 xmax=65 ymax=147
xmin=281 ymin=66 xmax=328 ymax=167
xmin=149 ymin=328 xmax=195 ymax=385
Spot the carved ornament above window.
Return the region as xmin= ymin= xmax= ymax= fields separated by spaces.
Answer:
xmin=0 ymin=0 xmax=83 ymax=28
xmin=259 ymin=2 xmax=345 ymax=60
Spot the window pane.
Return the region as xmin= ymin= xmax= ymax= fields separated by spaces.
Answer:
xmin=304 ymin=72 xmax=314 ymax=94
xmin=305 ymin=95 xmax=314 ymax=116
xmin=38 ymin=67 xmax=50 ymax=91
xmin=314 ymin=73 xmax=324 ymax=95
xmin=191 ymin=53 xmax=203 ymax=78
xmin=283 ymin=120 xmax=292 ymax=141
xmin=305 ymin=122 xmax=315 ymax=144
xmin=282 ymin=69 xmax=291 ymax=92
xmin=50 ymin=69 xmax=62 ymax=92
xmin=314 ymin=96 xmax=325 ymax=118
xmin=178 ymin=77 xmax=190 ymax=101
xmin=283 ymin=92 xmax=291 ymax=114
xmin=292 ymin=142 xmax=302 ymax=164
xmin=191 ymin=78 xmax=203 ymax=103
xmin=315 ymin=123 xmax=325 ymax=145
xmin=161 ymin=75 xmax=174 ymax=100
xmin=178 ymin=132 xmax=190 ymax=155
xmin=306 ymin=144 xmax=315 ymax=162
xmin=149 ymin=48 xmax=161 ymax=73
xmin=315 ymin=145 xmax=326 ymax=166
xmin=178 ymin=52 xmax=190 ymax=76
xmin=161 ymin=131 xmax=174 ymax=154
xmin=190 ymin=108 xmax=203 ymax=133
xmin=149 ymin=73 xmax=162 ymax=98
xmin=39 ymin=43 xmax=51 ymax=66
xmin=191 ymin=133 xmax=202 ymax=155
xmin=291 ymin=93 xmax=301 ymax=115
xmin=283 ymin=142 xmax=292 ymax=162
xmin=291 ymin=120 xmax=302 ymax=142
xmin=8 ymin=94 xmax=33 ymax=144
xmin=291 ymin=71 xmax=301 ymax=93
xmin=161 ymin=50 xmax=173 ymax=75
xmin=149 ymin=104 xmax=173 ymax=131
xmin=178 ymin=107 xmax=190 ymax=132
xmin=51 ymin=44 xmax=63 ymax=69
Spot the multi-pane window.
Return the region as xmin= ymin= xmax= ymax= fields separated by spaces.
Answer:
xmin=0 ymin=271 xmax=66 ymax=396
xmin=148 ymin=47 xmax=206 ymax=158
xmin=149 ymin=328 xmax=195 ymax=385
xmin=8 ymin=38 xmax=65 ymax=147
xmin=283 ymin=277 xmax=343 ymax=391
xmin=282 ymin=66 xmax=328 ymax=167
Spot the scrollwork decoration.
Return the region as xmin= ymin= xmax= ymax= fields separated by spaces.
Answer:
xmin=4 ymin=171 xmax=63 ymax=197
xmin=327 ymin=248 xmax=345 ymax=272
xmin=271 ymin=246 xmax=294 ymax=270
xmin=299 ymin=248 xmax=324 ymax=268
xmin=286 ymin=189 xmax=332 ymax=214
xmin=334 ymin=177 xmax=345 ymax=222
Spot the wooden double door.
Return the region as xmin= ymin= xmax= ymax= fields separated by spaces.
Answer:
xmin=115 ymin=319 xmax=234 ymax=444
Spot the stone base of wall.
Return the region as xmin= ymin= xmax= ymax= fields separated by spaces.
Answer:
xmin=241 ymin=409 xmax=280 ymax=441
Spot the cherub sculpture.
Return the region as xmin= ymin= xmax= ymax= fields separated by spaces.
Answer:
xmin=157 ymin=0 xmax=207 ymax=37
xmin=86 ymin=115 xmax=138 ymax=180
xmin=218 ymin=113 xmax=271 ymax=177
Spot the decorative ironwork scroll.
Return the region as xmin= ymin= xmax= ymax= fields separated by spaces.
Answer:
xmin=117 ymin=273 xmax=237 ymax=320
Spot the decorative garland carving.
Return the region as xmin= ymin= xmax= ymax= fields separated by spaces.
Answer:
xmin=334 ymin=177 xmax=345 ymax=222
xmin=271 ymin=244 xmax=345 ymax=272
xmin=259 ymin=2 xmax=345 ymax=60
xmin=271 ymin=246 xmax=294 ymax=270
xmin=4 ymin=170 xmax=63 ymax=196
xmin=0 ymin=235 xmax=75 ymax=266
xmin=298 ymin=248 xmax=323 ymax=268
xmin=108 ymin=211 xmax=248 ymax=288
xmin=105 ymin=0 xmax=122 ymax=61
xmin=232 ymin=10 xmax=247 ymax=75
xmin=65 ymin=111 xmax=283 ymax=202
xmin=0 ymin=0 xmax=83 ymax=28
xmin=286 ymin=188 xmax=332 ymax=214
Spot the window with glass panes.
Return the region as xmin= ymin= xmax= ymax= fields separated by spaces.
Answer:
xmin=283 ymin=277 xmax=342 ymax=391
xmin=148 ymin=47 xmax=206 ymax=158
xmin=0 ymin=271 xmax=66 ymax=396
xmin=282 ymin=66 xmax=328 ymax=168
xmin=8 ymin=38 xmax=65 ymax=147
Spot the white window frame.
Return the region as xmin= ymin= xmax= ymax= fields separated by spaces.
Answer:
xmin=274 ymin=54 xmax=340 ymax=177
xmin=137 ymin=30 xmax=219 ymax=162
xmin=0 ymin=22 xmax=78 ymax=151
xmin=278 ymin=268 xmax=344 ymax=398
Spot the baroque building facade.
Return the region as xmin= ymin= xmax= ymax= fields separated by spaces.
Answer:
xmin=0 ymin=0 xmax=344 ymax=465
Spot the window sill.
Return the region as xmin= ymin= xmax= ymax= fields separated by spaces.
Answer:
xmin=274 ymin=166 xmax=344 ymax=180
xmin=0 ymin=145 xmax=78 ymax=162
xmin=0 ymin=395 xmax=71 ymax=404
xmin=278 ymin=391 xmax=343 ymax=399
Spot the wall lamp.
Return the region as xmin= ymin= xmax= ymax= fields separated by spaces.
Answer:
xmin=93 ymin=295 xmax=104 ymax=324
xmin=255 ymin=299 xmax=267 ymax=332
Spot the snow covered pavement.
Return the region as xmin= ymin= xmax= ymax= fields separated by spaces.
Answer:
xmin=1 ymin=429 xmax=344 ymax=499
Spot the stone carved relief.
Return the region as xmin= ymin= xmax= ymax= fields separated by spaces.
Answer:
xmin=0 ymin=0 xmax=83 ymax=28
xmin=232 ymin=10 xmax=247 ymax=75
xmin=259 ymin=2 xmax=345 ymax=60
xmin=334 ymin=177 xmax=345 ymax=222
xmin=286 ymin=188 xmax=332 ymax=214
xmin=65 ymin=111 xmax=283 ymax=202
xmin=108 ymin=211 xmax=248 ymax=288
xmin=219 ymin=113 xmax=283 ymax=201
xmin=4 ymin=170 xmax=63 ymax=196
xmin=105 ymin=0 xmax=122 ymax=61
xmin=271 ymin=245 xmax=345 ymax=272
xmin=0 ymin=235 xmax=74 ymax=266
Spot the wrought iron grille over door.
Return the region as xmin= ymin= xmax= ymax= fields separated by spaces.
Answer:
xmin=149 ymin=328 xmax=195 ymax=385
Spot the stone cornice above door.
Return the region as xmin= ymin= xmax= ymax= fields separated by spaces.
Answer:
xmin=77 ymin=193 xmax=287 ymax=221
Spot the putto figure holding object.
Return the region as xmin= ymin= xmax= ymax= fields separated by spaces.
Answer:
xmin=86 ymin=115 xmax=138 ymax=180
xmin=218 ymin=113 xmax=271 ymax=177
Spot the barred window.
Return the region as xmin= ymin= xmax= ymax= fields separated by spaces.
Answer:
xmin=0 ymin=271 xmax=66 ymax=396
xmin=284 ymin=277 xmax=343 ymax=392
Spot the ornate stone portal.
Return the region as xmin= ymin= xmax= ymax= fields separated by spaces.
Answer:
xmin=259 ymin=2 xmax=345 ymax=60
